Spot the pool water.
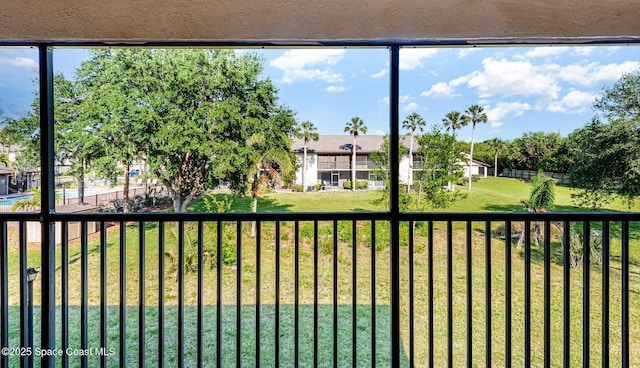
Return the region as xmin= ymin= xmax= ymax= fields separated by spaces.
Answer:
xmin=0 ymin=189 xmax=105 ymax=206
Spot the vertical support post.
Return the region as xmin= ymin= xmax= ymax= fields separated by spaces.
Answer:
xmin=389 ymin=45 xmax=401 ymax=368
xmin=38 ymin=45 xmax=56 ymax=368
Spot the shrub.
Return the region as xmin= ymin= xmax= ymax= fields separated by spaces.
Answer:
xmin=343 ymin=180 xmax=352 ymax=190
xmin=356 ymin=180 xmax=369 ymax=190
xmin=471 ymin=174 xmax=480 ymax=182
xmin=314 ymin=183 xmax=322 ymax=191
xmin=292 ymin=184 xmax=304 ymax=192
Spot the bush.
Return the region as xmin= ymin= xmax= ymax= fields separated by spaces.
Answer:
xmin=343 ymin=180 xmax=352 ymax=190
xmin=292 ymin=184 xmax=304 ymax=192
xmin=471 ymin=174 xmax=480 ymax=182
xmin=356 ymin=180 xmax=369 ymax=190
xmin=313 ymin=183 xmax=322 ymax=191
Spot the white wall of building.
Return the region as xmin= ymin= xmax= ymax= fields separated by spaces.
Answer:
xmin=462 ymin=162 xmax=488 ymax=178
xmin=294 ymin=152 xmax=318 ymax=189
xmin=399 ymin=155 xmax=412 ymax=185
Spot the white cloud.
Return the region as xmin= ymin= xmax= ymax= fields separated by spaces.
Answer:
xmin=375 ymin=129 xmax=386 ymax=135
xmin=573 ymin=47 xmax=594 ymax=56
xmin=421 ymin=82 xmax=458 ymax=98
xmin=484 ymin=101 xmax=532 ymax=128
xmin=371 ymin=68 xmax=388 ymax=79
xmin=558 ymin=61 xmax=640 ymax=87
xmin=420 ymin=75 xmax=469 ymax=99
xmin=464 ymin=57 xmax=562 ymax=101
xmin=399 ymin=48 xmax=438 ymax=70
xmin=404 ymin=102 xmax=420 ymax=112
xmin=270 ymin=49 xmax=345 ymax=84
xmin=399 ymin=94 xmax=413 ymax=103
xmin=325 ymin=85 xmax=346 ymax=93
xmin=547 ymin=90 xmax=597 ymax=113
xmin=380 ymin=97 xmax=390 ymax=105
xmin=0 ymin=56 xmax=38 ymax=71
xmin=516 ymin=47 xmax=569 ymax=59
xmin=458 ymin=48 xmax=480 ymax=58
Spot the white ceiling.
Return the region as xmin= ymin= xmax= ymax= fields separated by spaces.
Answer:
xmin=1 ymin=0 xmax=639 ymax=44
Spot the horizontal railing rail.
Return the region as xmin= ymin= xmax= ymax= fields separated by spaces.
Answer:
xmin=1 ymin=211 xmax=636 ymax=367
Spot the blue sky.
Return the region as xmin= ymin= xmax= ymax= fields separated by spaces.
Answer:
xmin=1 ymin=45 xmax=638 ymax=142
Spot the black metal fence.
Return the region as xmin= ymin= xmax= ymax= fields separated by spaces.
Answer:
xmin=0 ymin=211 xmax=637 ymax=367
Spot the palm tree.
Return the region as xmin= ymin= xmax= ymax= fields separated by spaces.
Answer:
xmin=463 ymin=105 xmax=488 ymax=190
xmin=487 ymin=138 xmax=503 ymax=177
xmin=12 ymin=186 xmax=41 ymax=212
xmin=344 ymin=117 xmax=367 ymax=191
xmin=442 ymin=111 xmax=466 ymax=191
xmin=0 ymin=153 xmax=9 ymax=168
xmin=247 ymin=132 xmax=294 ymax=236
xmin=402 ymin=112 xmax=426 ymax=193
xmin=294 ymin=121 xmax=319 ymax=192
xmin=442 ymin=110 xmax=466 ymax=137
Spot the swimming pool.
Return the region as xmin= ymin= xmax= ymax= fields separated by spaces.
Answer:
xmin=0 ymin=189 xmax=106 ymax=206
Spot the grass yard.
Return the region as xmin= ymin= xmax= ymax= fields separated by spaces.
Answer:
xmin=4 ymin=177 xmax=640 ymax=367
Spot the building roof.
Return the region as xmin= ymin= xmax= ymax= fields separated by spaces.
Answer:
xmin=292 ymin=135 xmax=418 ymax=154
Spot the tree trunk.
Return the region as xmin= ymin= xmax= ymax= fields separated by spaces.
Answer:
xmin=302 ymin=145 xmax=307 ymax=192
xmin=448 ymin=128 xmax=456 ymax=192
xmin=408 ymin=132 xmax=413 ymax=193
xmin=251 ymin=194 xmax=258 ymax=237
xmin=123 ymin=163 xmax=130 ymax=212
xmin=352 ymin=136 xmax=356 ymax=191
xmin=77 ymin=175 xmax=84 ymax=205
xmin=494 ymin=152 xmax=498 ymax=177
xmin=468 ymin=125 xmax=476 ymax=191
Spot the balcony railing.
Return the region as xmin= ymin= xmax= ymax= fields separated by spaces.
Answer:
xmin=317 ymin=161 xmax=379 ymax=170
xmin=1 ymin=211 xmax=637 ymax=367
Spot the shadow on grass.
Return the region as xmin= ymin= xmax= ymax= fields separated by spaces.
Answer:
xmin=6 ymin=305 xmax=407 ymax=368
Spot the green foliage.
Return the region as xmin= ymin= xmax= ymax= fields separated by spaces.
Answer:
xmin=402 ymin=112 xmax=426 ymax=134
xmin=355 ymin=180 xmax=368 ymax=190
xmin=342 ymin=180 xmax=369 ymax=190
xmin=504 ymin=131 xmax=570 ymax=172
xmin=369 ymin=135 xmax=410 ymax=210
xmin=471 ymin=174 xmax=480 ymax=182
xmin=292 ymin=184 xmax=304 ymax=192
xmin=567 ymin=70 xmax=640 ymax=209
xmin=66 ymin=49 xmax=295 ymax=213
xmin=165 ymin=222 xmax=237 ymax=274
xmin=412 ymin=126 xmax=465 ymax=210
xmin=313 ymin=183 xmax=322 ymax=191
xmin=593 ymin=69 xmax=640 ymax=122
xmin=522 ymin=170 xmax=556 ymax=211
xmin=568 ymin=227 xmax=604 ymax=268
xmin=203 ymin=194 xmax=234 ymax=213
xmin=568 ymin=118 xmax=640 ymax=209
xmin=12 ymin=187 xmax=41 ymax=212
xmin=442 ymin=110 xmax=467 ymax=136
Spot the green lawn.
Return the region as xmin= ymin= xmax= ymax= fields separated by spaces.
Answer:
xmin=190 ymin=177 xmax=640 ymax=213
xmin=4 ymin=177 xmax=640 ymax=367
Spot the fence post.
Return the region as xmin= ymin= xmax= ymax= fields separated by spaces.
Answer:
xmin=38 ymin=45 xmax=56 ymax=368
xmin=389 ymin=44 xmax=400 ymax=368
